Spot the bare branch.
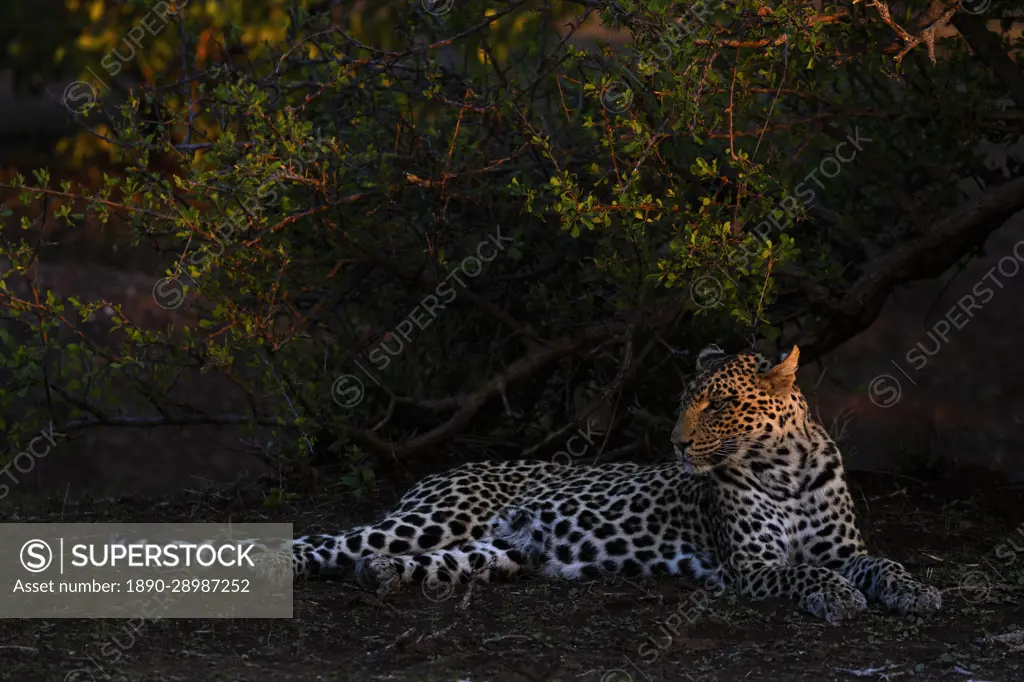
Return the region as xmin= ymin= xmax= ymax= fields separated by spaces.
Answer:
xmin=351 ymin=306 xmax=688 ymax=459
xmin=952 ymin=12 xmax=1024 ymax=108
xmin=795 ymin=176 xmax=1024 ymax=361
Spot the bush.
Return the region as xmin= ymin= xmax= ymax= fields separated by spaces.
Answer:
xmin=2 ymin=0 xmax=1023 ymax=482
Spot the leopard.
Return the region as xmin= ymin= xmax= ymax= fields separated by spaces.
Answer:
xmin=255 ymin=343 xmax=941 ymax=623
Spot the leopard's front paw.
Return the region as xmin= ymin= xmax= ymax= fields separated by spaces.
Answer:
xmin=804 ymin=585 xmax=868 ymax=624
xmin=492 ymin=506 xmax=547 ymax=557
xmin=882 ymin=581 xmax=942 ymax=615
xmin=354 ymin=555 xmax=402 ymax=596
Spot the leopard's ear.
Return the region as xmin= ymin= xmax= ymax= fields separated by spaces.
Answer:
xmin=763 ymin=345 xmax=799 ymax=394
xmin=696 ymin=344 xmax=727 ymax=373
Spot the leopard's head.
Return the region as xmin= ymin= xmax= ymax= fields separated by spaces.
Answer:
xmin=671 ymin=344 xmax=806 ymax=473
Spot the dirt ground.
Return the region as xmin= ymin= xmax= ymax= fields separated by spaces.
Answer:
xmin=1 ymin=469 xmax=1022 ymax=682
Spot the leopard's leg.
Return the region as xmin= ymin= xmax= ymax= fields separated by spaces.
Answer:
xmin=727 ymin=560 xmax=867 ymax=624
xmin=116 ymin=509 xmax=490 ymax=587
xmin=353 ymin=538 xmax=540 ymax=597
xmin=352 ymin=505 xmax=547 ymax=597
xmin=287 ymin=510 xmax=487 ymax=579
xmin=827 ymin=554 xmax=942 ymax=614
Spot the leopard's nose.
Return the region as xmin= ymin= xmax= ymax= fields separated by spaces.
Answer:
xmin=670 ymin=424 xmax=684 ymax=443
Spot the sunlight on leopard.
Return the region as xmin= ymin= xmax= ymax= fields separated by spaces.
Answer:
xmin=111 ymin=344 xmax=943 ymax=624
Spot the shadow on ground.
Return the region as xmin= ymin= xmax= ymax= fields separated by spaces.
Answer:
xmin=1 ymin=471 xmax=1022 ymax=682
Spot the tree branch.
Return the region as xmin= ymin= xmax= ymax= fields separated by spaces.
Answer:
xmin=794 ymin=176 xmax=1024 ymax=362
xmin=856 ymin=0 xmax=958 ymax=63
xmin=62 ymin=414 xmax=284 ymax=431
xmin=951 ymin=12 xmax=1024 ymax=108
xmin=349 ymin=305 xmax=688 ymax=458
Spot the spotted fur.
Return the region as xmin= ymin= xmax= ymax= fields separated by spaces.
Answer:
xmin=267 ymin=344 xmax=940 ymax=623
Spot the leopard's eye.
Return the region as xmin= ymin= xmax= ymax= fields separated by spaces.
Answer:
xmin=707 ymin=397 xmax=731 ymax=412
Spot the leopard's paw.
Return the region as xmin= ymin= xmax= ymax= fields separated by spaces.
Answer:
xmin=354 ymin=555 xmax=401 ymax=596
xmin=883 ymin=581 xmax=942 ymax=615
xmin=804 ymin=586 xmax=868 ymax=624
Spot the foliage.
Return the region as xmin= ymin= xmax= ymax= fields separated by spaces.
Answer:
xmin=1 ymin=1 xmax=1021 ymax=480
